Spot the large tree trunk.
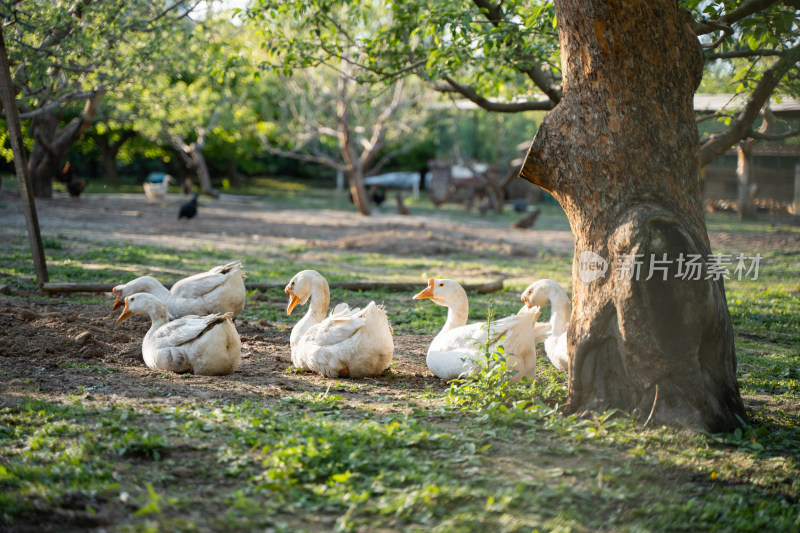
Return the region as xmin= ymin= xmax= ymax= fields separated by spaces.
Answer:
xmin=28 ymin=112 xmax=60 ymax=198
xmin=736 ymin=140 xmax=758 ymax=220
xmin=98 ymin=130 xmax=134 ymax=186
xmin=520 ymin=0 xmax=746 ymax=431
xmin=166 ymin=132 xmax=217 ymax=197
xmin=190 ymin=146 xmax=214 ymax=196
xmin=347 ymin=166 xmax=371 ymax=216
xmin=27 ymin=93 xmax=101 ymax=198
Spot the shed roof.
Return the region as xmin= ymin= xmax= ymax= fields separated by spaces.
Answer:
xmin=694 ymin=93 xmax=800 ymax=114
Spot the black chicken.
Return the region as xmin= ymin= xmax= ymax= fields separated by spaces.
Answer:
xmin=55 ymin=161 xmax=87 ymax=197
xmin=178 ymin=194 xmax=199 ymax=220
xmin=66 ymin=179 xmax=87 ymax=197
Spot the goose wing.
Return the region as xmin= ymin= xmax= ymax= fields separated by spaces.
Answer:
xmin=434 ymin=313 xmax=523 ymax=354
xmin=170 ymin=261 xmax=244 ymax=299
xmin=303 ymin=304 xmax=367 ymax=347
xmin=152 ymin=313 xmax=231 ymax=347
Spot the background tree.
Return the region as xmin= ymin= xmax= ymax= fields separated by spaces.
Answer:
xmin=0 ymin=0 xmax=200 ymax=197
xmin=248 ymin=0 xmax=800 ymax=169
xmin=257 ymin=55 xmax=428 ymax=214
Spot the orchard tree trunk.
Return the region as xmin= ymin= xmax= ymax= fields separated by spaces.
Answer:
xmin=226 ymin=159 xmax=245 ymax=188
xmin=27 ymin=93 xmax=101 ymax=198
xmin=520 ymin=0 xmax=746 ymax=431
xmin=736 ymin=140 xmax=758 ymax=220
xmin=28 ymin=112 xmax=60 ymax=198
xmin=166 ymin=130 xmax=217 ymax=198
xmin=347 ymin=166 xmax=371 ymax=216
xmin=98 ymin=130 xmax=135 ymax=186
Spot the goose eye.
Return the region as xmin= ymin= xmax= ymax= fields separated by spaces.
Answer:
xmin=439 ymin=283 xmax=444 ymax=287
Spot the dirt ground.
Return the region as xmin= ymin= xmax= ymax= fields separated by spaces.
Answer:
xmin=0 ymin=297 xmax=446 ymax=407
xmin=0 ymin=192 xmax=578 ymax=257
xmin=0 ymin=191 xmax=797 ymax=406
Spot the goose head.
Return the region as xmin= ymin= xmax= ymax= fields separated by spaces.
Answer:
xmin=117 ymin=293 xmax=166 ymax=322
xmin=112 ymin=276 xmax=164 ymax=310
xmin=521 ymin=279 xmax=565 ymax=308
xmin=413 ymin=278 xmax=467 ymax=308
xmin=284 ymin=270 xmax=318 ymax=315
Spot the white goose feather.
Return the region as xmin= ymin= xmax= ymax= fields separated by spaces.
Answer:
xmin=286 ymin=270 xmax=394 ymax=378
xmin=112 ymin=261 xmax=246 ymax=319
xmin=414 ymin=278 xmax=541 ymax=382
xmin=118 ymin=293 xmax=241 ymax=376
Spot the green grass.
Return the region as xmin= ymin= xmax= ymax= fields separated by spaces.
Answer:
xmin=1 ymin=178 xmax=799 ymax=530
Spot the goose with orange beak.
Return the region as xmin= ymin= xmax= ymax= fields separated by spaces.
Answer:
xmin=284 ymin=270 xmax=394 ymax=378
xmin=117 ymin=293 xmax=241 ymax=376
xmin=414 ymin=278 xmax=541 ymax=382
xmin=111 ymin=261 xmax=246 ymax=320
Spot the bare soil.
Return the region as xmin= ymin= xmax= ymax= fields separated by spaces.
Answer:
xmin=0 ymin=296 xmax=445 ymax=409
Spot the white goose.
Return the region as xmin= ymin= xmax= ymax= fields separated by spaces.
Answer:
xmin=143 ymin=175 xmax=173 ymax=200
xmin=285 ymin=270 xmax=394 ymax=378
xmin=117 ymin=293 xmax=241 ymax=375
xmin=413 ymin=278 xmax=541 ymax=382
xmin=112 ymin=261 xmax=246 ymax=319
xmin=521 ymin=279 xmax=570 ymax=372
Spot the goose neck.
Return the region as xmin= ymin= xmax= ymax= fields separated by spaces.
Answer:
xmin=548 ymin=290 xmax=571 ymax=337
xmin=441 ymin=297 xmax=469 ymax=333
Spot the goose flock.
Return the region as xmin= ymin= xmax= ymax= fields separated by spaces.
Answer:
xmin=112 ymin=261 xmax=571 ymax=380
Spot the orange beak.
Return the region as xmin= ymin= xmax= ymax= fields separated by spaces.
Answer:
xmin=112 ymin=287 xmax=123 ymax=310
xmin=117 ymin=298 xmax=132 ymax=322
xmin=285 ymin=287 xmax=301 ymax=315
xmin=413 ymin=279 xmax=436 ymax=300
xmin=521 ymin=293 xmax=533 ymax=308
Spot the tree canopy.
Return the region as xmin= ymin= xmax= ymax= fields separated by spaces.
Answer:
xmin=246 ymin=0 xmax=800 ymax=162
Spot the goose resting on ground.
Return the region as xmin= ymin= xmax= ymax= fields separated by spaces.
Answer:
xmin=521 ymin=279 xmax=571 ymax=372
xmin=413 ymin=278 xmax=541 ymax=382
xmin=285 ymin=270 xmax=394 ymax=378
xmin=112 ymin=261 xmax=246 ymax=319
xmin=117 ymin=293 xmax=241 ymax=375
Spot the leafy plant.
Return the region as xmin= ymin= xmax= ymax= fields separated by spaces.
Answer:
xmin=446 ymin=301 xmax=533 ymax=412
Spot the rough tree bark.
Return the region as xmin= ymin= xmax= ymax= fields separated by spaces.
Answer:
xmin=28 ymin=92 xmax=101 ymax=197
xmin=519 ymin=0 xmax=746 ymax=431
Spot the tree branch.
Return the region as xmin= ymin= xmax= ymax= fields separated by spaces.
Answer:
xmin=700 ymin=21 xmax=734 ymax=50
xmin=366 ymin=143 xmax=418 ymax=176
xmin=471 ymin=0 xmax=562 ymax=103
xmin=706 ymin=48 xmax=781 ymax=60
xmin=438 ymin=76 xmax=555 ymax=112
xmin=259 ymin=136 xmax=346 ymax=172
xmin=700 ymin=43 xmax=800 ymax=166
xmin=692 ymin=0 xmax=779 ymax=36
xmin=2 ymin=88 xmax=102 ymax=120
xmin=131 ymin=0 xmax=199 ymax=32
xmin=747 ymin=128 xmax=800 ymax=141
xmin=696 ymin=112 xmax=732 ymax=124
